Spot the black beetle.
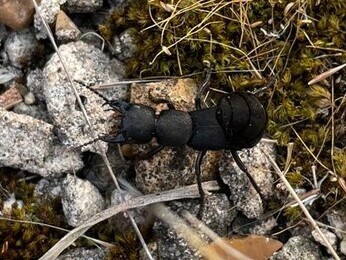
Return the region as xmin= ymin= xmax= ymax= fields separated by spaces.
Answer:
xmin=80 ymin=66 xmax=268 ymax=214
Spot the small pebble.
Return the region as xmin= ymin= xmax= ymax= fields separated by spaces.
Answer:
xmin=61 ymin=174 xmax=105 ymax=227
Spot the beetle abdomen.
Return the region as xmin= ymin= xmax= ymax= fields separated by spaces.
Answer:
xmin=217 ymin=92 xmax=267 ymax=149
xmin=188 ymin=107 xmax=229 ymax=150
xmin=156 ymin=110 xmax=193 ymax=146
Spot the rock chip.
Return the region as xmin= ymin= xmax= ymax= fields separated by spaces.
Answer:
xmin=26 ymin=68 xmax=45 ymax=101
xmin=0 ymin=0 xmax=36 ymax=30
xmin=66 ymin=0 xmax=103 ymax=13
xmin=108 ymin=189 xmax=154 ymax=233
xmin=3 ymin=29 xmax=40 ymax=68
xmin=55 ymin=10 xmax=81 ymax=41
xmin=327 ymin=209 xmax=346 ymax=256
xmin=0 ymin=83 xmax=23 ymax=109
xmin=0 ymin=109 xmax=83 ymax=177
xmin=271 ymin=236 xmax=321 ymax=260
xmin=34 ymin=177 xmax=63 ymax=200
xmin=61 ymin=174 xmax=105 ymax=227
xmin=57 ymin=248 xmax=105 ymax=260
xmin=43 ymin=41 xmax=127 ymax=153
xmin=34 ymin=0 xmax=66 ymax=39
xmin=13 ymin=102 xmax=49 ymax=122
xmin=112 ymin=28 xmax=136 ymax=60
xmin=311 ymin=228 xmax=337 ymax=253
xmin=0 ymin=65 xmax=16 ymax=85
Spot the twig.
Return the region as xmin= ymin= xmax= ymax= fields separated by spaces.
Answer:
xmin=263 ymin=151 xmax=340 ymax=260
xmin=39 ymin=181 xmax=218 ymax=260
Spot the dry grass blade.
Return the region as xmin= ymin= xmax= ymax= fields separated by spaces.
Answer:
xmin=39 ymin=181 xmax=219 ymax=259
xmin=118 ymin=178 xmax=250 ymax=259
xmin=308 ymin=63 xmax=346 ymax=85
xmin=263 ymin=151 xmax=341 ymax=260
xmin=0 ymin=216 xmax=114 ymax=248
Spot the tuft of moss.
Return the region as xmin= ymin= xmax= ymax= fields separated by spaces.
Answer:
xmin=0 ymin=170 xmax=66 ymax=259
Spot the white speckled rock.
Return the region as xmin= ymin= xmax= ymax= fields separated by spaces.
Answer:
xmin=3 ymin=29 xmax=40 ymax=68
xmin=57 ymin=248 xmax=105 ymax=260
xmin=61 ymin=174 xmax=105 ymax=227
xmin=0 ymin=109 xmax=83 ymax=177
xmin=43 ymin=41 xmax=127 ymax=153
xmin=34 ymin=0 xmax=66 ymax=39
xmin=271 ymin=236 xmax=321 ymax=259
xmin=312 ymin=228 xmax=337 ymax=252
xmin=55 ymin=10 xmax=81 ymax=41
xmin=66 ymin=0 xmax=103 ymax=13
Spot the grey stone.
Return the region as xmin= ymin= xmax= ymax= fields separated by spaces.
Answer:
xmin=0 ymin=109 xmax=83 ymax=177
xmin=327 ymin=209 xmax=346 ymax=256
xmin=106 ymin=0 xmax=126 ymax=9
xmin=34 ymin=0 xmax=66 ymax=39
xmin=271 ymin=236 xmax=321 ymax=260
xmin=61 ymin=174 xmax=105 ymax=227
xmin=43 ymin=41 xmax=127 ymax=154
xmin=233 ymin=215 xmax=277 ymax=235
xmin=13 ymin=102 xmax=50 ymax=122
xmin=152 ymin=194 xmax=236 ymax=259
xmin=219 ymin=141 xmax=275 ymax=219
xmin=327 ymin=209 xmax=346 ymax=239
xmin=108 ymin=189 xmax=154 ymax=233
xmin=312 ymin=228 xmax=337 ymax=252
xmin=55 ymin=10 xmax=81 ymax=41
xmin=84 ymin=144 xmax=130 ymax=192
xmin=0 ymin=65 xmax=16 ymax=84
xmin=57 ymin=248 xmax=105 ymax=260
xmin=132 ymin=79 xmax=219 ymax=193
xmin=3 ymin=29 xmax=40 ymax=68
xmin=66 ymin=0 xmax=103 ymax=13
xmin=112 ymin=28 xmax=136 ymax=60
xmin=34 ymin=177 xmax=63 ymax=200
xmin=26 ymin=68 xmax=45 ymax=101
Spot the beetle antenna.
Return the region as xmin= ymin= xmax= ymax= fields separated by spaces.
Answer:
xmin=69 ymin=136 xmax=104 ymax=151
xmin=251 ymin=71 xmax=281 ymax=95
xmin=75 ymin=80 xmax=124 ymax=112
xmin=74 ymin=80 xmax=112 ymax=103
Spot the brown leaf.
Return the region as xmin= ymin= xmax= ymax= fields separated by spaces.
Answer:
xmin=206 ymin=235 xmax=283 ymax=260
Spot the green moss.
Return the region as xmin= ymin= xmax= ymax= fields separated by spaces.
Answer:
xmin=0 ymin=170 xmax=66 ymax=259
xmin=99 ymin=0 xmax=346 ymax=222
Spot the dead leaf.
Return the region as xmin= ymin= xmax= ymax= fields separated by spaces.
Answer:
xmin=206 ymin=235 xmax=283 ymax=260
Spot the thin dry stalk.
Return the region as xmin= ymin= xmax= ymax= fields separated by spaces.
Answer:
xmin=39 ymin=181 xmax=219 ymax=260
xmin=308 ymin=63 xmax=346 ymax=85
xmin=0 ymin=216 xmax=114 ymax=248
xmin=263 ymin=151 xmax=341 ymax=260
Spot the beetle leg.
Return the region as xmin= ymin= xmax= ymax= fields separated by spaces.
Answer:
xmin=195 ymin=62 xmax=211 ymax=110
xmin=103 ymin=100 xmax=130 ymax=113
xmin=231 ymin=149 xmax=266 ymax=204
xmin=100 ymin=133 xmax=126 ymax=143
xmin=195 ymin=150 xmax=207 ymax=219
xmin=148 ymin=90 xmax=176 ymax=110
